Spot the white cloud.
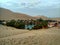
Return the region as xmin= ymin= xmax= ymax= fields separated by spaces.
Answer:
xmin=0 ymin=0 xmax=60 ymax=8
xmin=0 ymin=0 xmax=60 ymax=17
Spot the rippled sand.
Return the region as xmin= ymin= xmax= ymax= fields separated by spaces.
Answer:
xmin=0 ymin=25 xmax=60 ymax=45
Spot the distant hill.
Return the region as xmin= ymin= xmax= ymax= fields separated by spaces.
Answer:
xmin=34 ymin=15 xmax=60 ymax=21
xmin=0 ymin=8 xmax=35 ymax=20
xmin=34 ymin=15 xmax=49 ymax=20
xmin=50 ymin=18 xmax=60 ymax=21
xmin=0 ymin=8 xmax=60 ymax=21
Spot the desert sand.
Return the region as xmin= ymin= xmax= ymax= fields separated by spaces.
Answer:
xmin=0 ymin=8 xmax=60 ymax=45
xmin=0 ymin=8 xmax=35 ymax=20
xmin=0 ymin=25 xmax=60 ymax=45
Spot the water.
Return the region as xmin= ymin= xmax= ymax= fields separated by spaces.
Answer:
xmin=25 ymin=25 xmax=35 ymax=30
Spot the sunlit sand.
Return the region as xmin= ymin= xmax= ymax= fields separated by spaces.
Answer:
xmin=0 ymin=25 xmax=60 ymax=45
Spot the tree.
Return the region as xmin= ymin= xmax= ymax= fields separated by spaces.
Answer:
xmin=6 ymin=20 xmax=16 ymax=27
xmin=37 ymin=18 xmax=43 ymax=22
xmin=14 ymin=20 xmax=25 ymax=29
xmin=33 ymin=19 xmax=48 ymax=29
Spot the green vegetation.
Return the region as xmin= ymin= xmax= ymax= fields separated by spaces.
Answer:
xmin=33 ymin=18 xmax=48 ymax=29
xmin=6 ymin=18 xmax=48 ymax=29
xmin=6 ymin=20 xmax=16 ymax=27
xmin=6 ymin=20 xmax=25 ymax=29
xmin=37 ymin=18 xmax=43 ymax=22
xmin=14 ymin=20 xmax=25 ymax=29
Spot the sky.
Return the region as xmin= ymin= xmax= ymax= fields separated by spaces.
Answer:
xmin=0 ymin=0 xmax=60 ymax=17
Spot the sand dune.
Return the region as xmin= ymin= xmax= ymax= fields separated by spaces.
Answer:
xmin=0 ymin=8 xmax=60 ymax=21
xmin=34 ymin=15 xmax=60 ymax=21
xmin=34 ymin=15 xmax=49 ymax=20
xmin=0 ymin=25 xmax=60 ymax=45
xmin=0 ymin=25 xmax=29 ymax=38
xmin=50 ymin=18 xmax=60 ymax=21
xmin=0 ymin=8 xmax=35 ymax=20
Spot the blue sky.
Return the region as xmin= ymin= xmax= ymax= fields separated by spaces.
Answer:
xmin=0 ymin=0 xmax=60 ymax=17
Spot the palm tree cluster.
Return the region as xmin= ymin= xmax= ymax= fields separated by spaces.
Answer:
xmin=33 ymin=18 xmax=48 ymax=29
xmin=5 ymin=18 xmax=48 ymax=29
xmin=6 ymin=20 xmax=25 ymax=29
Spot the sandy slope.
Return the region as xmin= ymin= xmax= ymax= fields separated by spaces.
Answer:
xmin=0 ymin=25 xmax=29 ymax=38
xmin=34 ymin=16 xmax=60 ymax=21
xmin=0 ymin=8 xmax=35 ymax=20
xmin=0 ymin=8 xmax=60 ymax=21
xmin=0 ymin=25 xmax=60 ymax=45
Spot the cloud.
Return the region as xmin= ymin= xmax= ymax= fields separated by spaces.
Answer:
xmin=0 ymin=0 xmax=60 ymax=8
xmin=0 ymin=0 xmax=60 ymax=17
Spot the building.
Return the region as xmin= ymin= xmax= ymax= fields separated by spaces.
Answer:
xmin=48 ymin=22 xmax=58 ymax=28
